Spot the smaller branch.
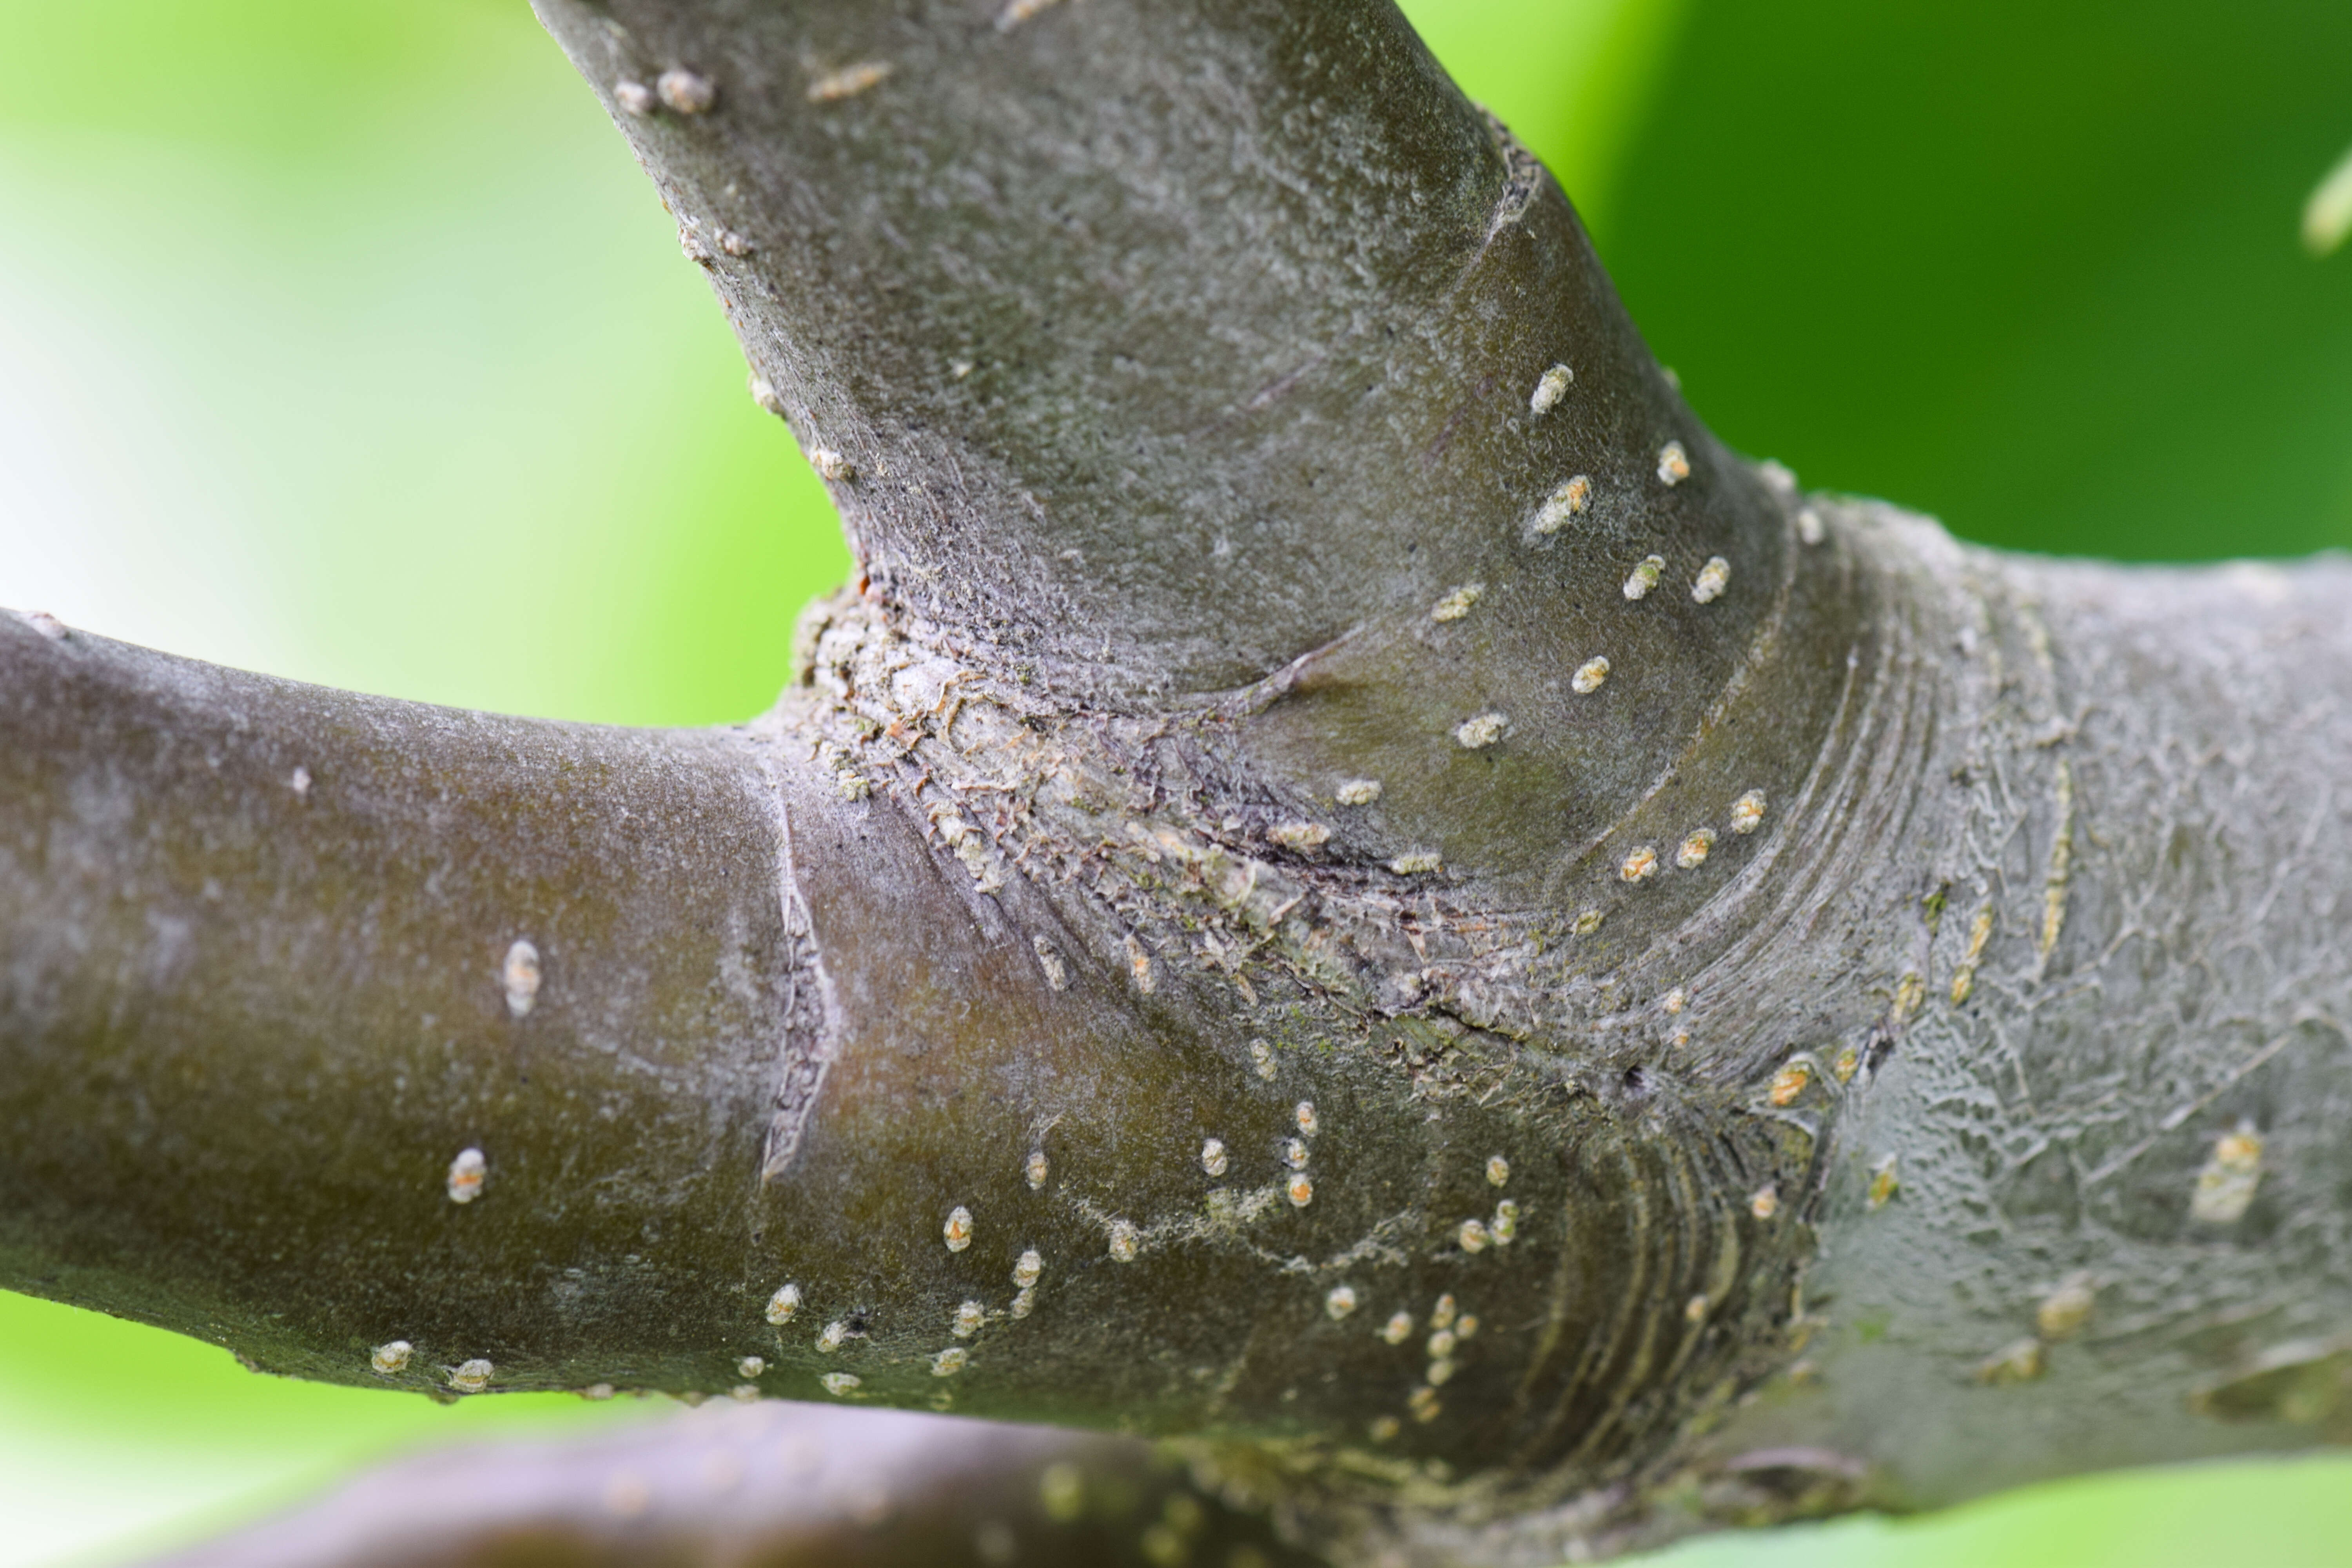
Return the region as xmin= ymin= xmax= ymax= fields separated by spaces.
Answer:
xmin=151 ymin=1402 xmax=1324 ymax=1568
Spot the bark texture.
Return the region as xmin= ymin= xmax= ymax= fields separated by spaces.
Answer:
xmin=4 ymin=1 xmax=2351 ymax=1565
xmin=0 ymin=617 xmax=804 ymax=1390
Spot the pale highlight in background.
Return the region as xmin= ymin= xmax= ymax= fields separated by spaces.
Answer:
xmin=2305 ymin=140 xmax=2352 ymax=256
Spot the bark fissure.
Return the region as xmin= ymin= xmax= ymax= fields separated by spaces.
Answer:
xmin=758 ymin=768 xmax=840 ymax=1182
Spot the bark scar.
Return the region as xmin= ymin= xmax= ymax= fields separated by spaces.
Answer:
xmin=759 ymin=777 xmax=841 ymax=1182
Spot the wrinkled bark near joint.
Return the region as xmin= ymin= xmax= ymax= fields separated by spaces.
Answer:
xmin=1675 ymin=548 xmax=2352 ymax=1526
xmin=7 ymin=0 xmax=2352 ymax=1564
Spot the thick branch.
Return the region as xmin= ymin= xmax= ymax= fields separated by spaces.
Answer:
xmin=537 ymin=0 xmax=1782 ymax=724
xmin=10 ymin=1 xmax=2352 ymax=1564
xmin=0 ymin=613 xmax=800 ymax=1390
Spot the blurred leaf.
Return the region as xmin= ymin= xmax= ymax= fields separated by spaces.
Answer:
xmin=0 ymin=1290 xmax=646 ymax=1568
xmin=1605 ymin=0 xmax=2352 ymax=561
xmin=1656 ymin=1448 xmax=2352 ymax=1568
xmin=0 ymin=0 xmax=842 ymax=728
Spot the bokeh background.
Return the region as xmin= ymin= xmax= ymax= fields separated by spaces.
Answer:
xmin=3 ymin=1 xmax=2350 ymax=1563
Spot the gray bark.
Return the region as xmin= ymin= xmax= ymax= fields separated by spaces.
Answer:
xmin=4 ymin=1 xmax=2351 ymax=1564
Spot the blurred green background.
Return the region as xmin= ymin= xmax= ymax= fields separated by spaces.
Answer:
xmin=2 ymin=1 xmax=2348 ymax=1563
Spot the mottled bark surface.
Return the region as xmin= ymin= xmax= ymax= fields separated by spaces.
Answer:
xmin=4 ymin=1 xmax=2351 ymax=1564
xmin=0 ymin=617 xmax=802 ymax=1391
xmin=1693 ymin=548 xmax=2352 ymax=1517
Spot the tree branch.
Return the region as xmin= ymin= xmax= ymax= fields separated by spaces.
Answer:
xmin=0 ymin=613 xmax=803 ymax=1392
xmin=536 ymin=0 xmax=1784 ymax=716
xmin=151 ymin=1403 xmax=1319 ymax=1568
xmin=8 ymin=1 xmax=2352 ymax=1564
